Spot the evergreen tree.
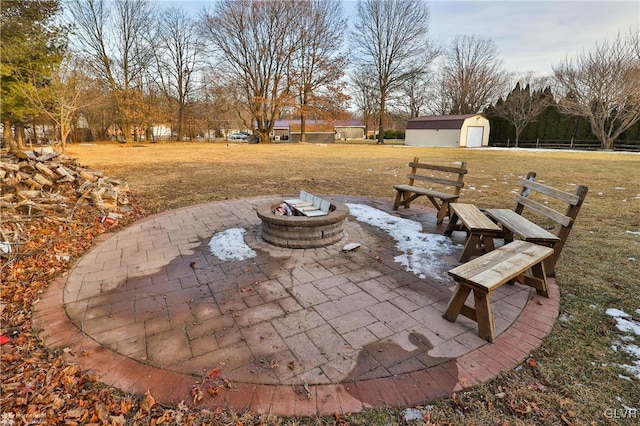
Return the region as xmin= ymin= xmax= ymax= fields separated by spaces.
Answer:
xmin=0 ymin=0 xmax=67 ymax=151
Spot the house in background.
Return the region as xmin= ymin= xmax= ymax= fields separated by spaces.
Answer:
xmin=405 ymin=114 xmax=490 ymax=147
xmin=270 ymin=119 xmax=365 ymax=143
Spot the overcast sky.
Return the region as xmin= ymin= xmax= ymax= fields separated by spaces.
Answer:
xmin=173 ymin=0 xmax=639 ymax=76
xmin=422 ymin=0 xmax=640 ymax=75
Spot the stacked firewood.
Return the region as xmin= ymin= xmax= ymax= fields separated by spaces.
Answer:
xmin=0 ymin=148 xmax=129 ymax=254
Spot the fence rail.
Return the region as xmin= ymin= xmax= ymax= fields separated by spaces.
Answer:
xmin=489 ymin=139 xmax=640 ymax=152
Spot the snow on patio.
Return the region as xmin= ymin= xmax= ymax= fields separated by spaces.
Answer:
xmin=207 ymin=203 xmax=461 ymax=280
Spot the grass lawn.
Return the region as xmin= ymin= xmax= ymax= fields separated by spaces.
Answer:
xmin=51 ymin=142 xmax=640 ymax=423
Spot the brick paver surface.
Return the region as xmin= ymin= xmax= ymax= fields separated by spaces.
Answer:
xmin=33 ymin=196 xmax=559 ymax=417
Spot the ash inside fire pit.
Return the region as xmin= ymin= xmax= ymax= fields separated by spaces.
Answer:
xmin=256 ymin=193 xmax=349 ymax=248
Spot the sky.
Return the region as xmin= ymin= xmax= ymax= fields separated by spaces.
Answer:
xmin=422 ymin=0 xmax=640 ymax=75
xmin=171 ymin=0 xmax=639 ymax=76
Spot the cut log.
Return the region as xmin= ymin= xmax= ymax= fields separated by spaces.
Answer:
xmin=78 ymin=169 xmax=98 ymax=182
xmin=0 ymin=161 xmax=20 ymax=172
xmin=35 ymin=162 xmax=57 ymax=179
xmin=33 ymin=173 xmax=54 ymax=188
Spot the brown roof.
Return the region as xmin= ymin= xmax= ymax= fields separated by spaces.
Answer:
xmin=406 ymin=114 xmax=479 ymax=130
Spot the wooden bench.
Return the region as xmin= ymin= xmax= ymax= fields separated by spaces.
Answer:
xmin=393 ymin=157 xmax=467 ymax=224
xmin=485 ymin=172 xmax=588 ymax=277
xmin=443 ymin=240 xmax=554 ymax=342
xmin=445 ymin=203 xmax=502 ymax=261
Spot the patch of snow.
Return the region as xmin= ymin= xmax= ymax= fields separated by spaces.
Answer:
xmin=209 ymin=228 xmax=256 ymax=261
xmin=606 ymin=308 xmax=640 ymax=380
xmin=346 ymin=203 xmax=459 ymax=279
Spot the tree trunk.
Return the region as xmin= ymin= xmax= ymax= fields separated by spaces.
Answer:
xmin=15 ymin=123 xmax=26 ymax=150
xmin=3 ymin=119 xmax=17 ymax=152
xmin=60 ymin=128 xmax=70 ymax=154
xmin=177 ymin=104 xmax=185 ymax=142
xmin=377 ymin=94 xmax=386 ymax=144
xmin=300 ymin=114 xmax=307 ymax=143
xmin=121 ymin=122 xmax=132 ymax=143
xmin=602 ymin=138 xmax=615 ymax=150
xmin=258 ymin=130 xmax=270 ymax=144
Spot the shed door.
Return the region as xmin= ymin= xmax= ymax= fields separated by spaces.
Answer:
xmin=466 ymin=126 xmax=484 ymax=147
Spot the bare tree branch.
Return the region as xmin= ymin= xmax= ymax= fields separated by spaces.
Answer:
xmin=439 ymin=35 xmax=508 ymax=115
xmin=202 ymin=0 xmax=300 ymax=144
xmin=553 ymin=30 xmax=640 ymax=150
xmin=351 ymin=0 xmax=435 ymax=144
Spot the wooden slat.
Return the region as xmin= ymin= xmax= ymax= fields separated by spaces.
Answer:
xmin=408 ymin=162 xmax=468 ymax=174
xmin=514 ymin=195 xmax=572 ymax=227
xmin=520 ymin=178 xmax=581 ymax=205
xmin=393 ymin=185 xmax=460 ymax=200
xmin=486 ymin=209 xmax=560 ymax=243
xmin=407 ymin=173 xmax=466 ymax=188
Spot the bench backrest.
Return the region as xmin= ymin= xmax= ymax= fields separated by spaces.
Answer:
xmin=516 ymin=171 xmax=588 ymax=265
xmin=407 ymin=157 xmax=467 ymax=195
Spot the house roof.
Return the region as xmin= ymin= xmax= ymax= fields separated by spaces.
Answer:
xmin=273 ymin=119 xmax=365 ymax=129
xmin=406 ymin=114 xmax=481 ymax=130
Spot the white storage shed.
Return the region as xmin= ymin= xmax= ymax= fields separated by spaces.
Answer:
xmin=405 ymin=114 xmax=490 ymax=147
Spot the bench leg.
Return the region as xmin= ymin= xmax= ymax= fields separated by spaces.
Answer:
xmin=393 ymin=190 xmax=404 ymax=210
xmin=436 ymin=200 xmax=449 ymax=225
xmin=443 ymin=284 xmax=471 ymax=322
xmin=459 ymin=234 xmax=481 ymax=262
xmin=458 ymin=233 xmax=496 ymax=262
xmin=481 ymin=235 xmax=495 ymax=252
xmin=444 ymin=211 xmax=461 ymax=236
xmin=473 ymin=290 xmax=495 ymax=342
xmin=523 ymin=261 xmax=549 ymax=297
xmin=444 ymin=284 xmax=495 ymax=343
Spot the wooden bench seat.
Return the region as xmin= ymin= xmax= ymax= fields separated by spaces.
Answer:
xmin=485 ymin=172 xmax=588 ymax=276
xmin=393 ymin=157 xmax=467 ymax=224
xmin=443 ymin=240 xmax=554 ymax=342
xmin=445 ymin=203 xmax=502 ymax=261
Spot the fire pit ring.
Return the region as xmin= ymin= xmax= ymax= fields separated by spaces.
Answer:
xmin=256 ymin=200 xmax=349 ymax=248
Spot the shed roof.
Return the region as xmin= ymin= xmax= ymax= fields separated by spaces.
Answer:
xmin=406 ymin=114 xmax=480 ymax=130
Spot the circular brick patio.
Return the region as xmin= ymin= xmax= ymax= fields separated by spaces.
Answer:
xmin=32 ymin=196 xmax=559 ymax=416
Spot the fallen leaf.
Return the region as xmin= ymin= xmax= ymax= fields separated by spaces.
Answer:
xmin=140 ymin=389 xmax=156 ymax=413
xmin=207 ymin=385 xmax=220 ymax=397
xmin=95 ymin=401 xmax=109 ymax=424
xmin=191 ymin=386 xmax=203 ymax=403
xmin=208 ymin=367 xmax=222 ymax=381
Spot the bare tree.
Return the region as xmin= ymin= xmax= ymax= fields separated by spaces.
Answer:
xmin=18 ymin=56 xmax=94 ymax=152
xmin=553 ymin=30 xmax=640 ymax=150
xmin=351 ymin=0 xmax=436 ymax=144
xmin=491 ymin=77 xmax=551 ymax=146
xmin=350 ymin=67 xmax=379 ymax=138
xmin=396 ymin=70 xmax=434 ymax=119
xmin=202 ymin=0 xmax=300 ymax=144
xmin=69 ymin=0 xmax=155 ymax=143
xmin=153 ymin=6 xmax=204 ymax=142
xmin=439 ymin=35 xmax=508 ymax=115
xmin=291 ymin=0 xmax=347 ymax=142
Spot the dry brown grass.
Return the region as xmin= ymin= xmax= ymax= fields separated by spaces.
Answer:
xmin=66 ymin=141 xmax=640 ymax=424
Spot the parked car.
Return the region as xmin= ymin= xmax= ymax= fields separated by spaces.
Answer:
xmin=228 ymin=132 xmax=249 ymax=140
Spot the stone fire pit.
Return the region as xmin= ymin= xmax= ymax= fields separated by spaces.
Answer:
xmin=256 ymin=199 xmax=349 ymax=248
